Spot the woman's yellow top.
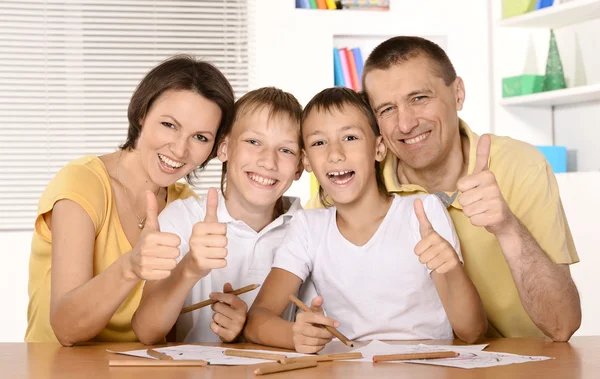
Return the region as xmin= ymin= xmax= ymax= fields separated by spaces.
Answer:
xmin=26 ymin=155 xmax=196 ymax=342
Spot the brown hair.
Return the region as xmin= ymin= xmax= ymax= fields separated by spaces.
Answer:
xmin=301 ymin=87 xmax=387 ymax=207
xmin=220 ymin=87 xmax=303 ymax=217
xmin=122 ymin=54 xmax=235 ymax=183
xmin=362 ymin=36 xmax=457 ymax=103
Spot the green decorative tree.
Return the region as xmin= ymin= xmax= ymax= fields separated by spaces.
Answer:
xmin=542 ymin=30 xmax=567 ymax=92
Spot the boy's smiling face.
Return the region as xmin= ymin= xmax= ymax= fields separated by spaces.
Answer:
xmin=302 ymin=104 xmax=386 ymax=206
xmin=218 ymin=106 xmax=302 ymax=210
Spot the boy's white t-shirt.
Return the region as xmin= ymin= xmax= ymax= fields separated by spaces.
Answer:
xmin=158 ymin=192 xmax=314 ymax=342
xmin=272 ymin=194 xmax=461 ymax=341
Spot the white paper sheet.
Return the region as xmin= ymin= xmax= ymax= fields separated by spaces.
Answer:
xmin=340 ymin=340 xmax=552 ymax=369
xmin=339 ymin=340 xmax=488 ymax=363
xmin=107 ymin=345 xmax=310 ymax=366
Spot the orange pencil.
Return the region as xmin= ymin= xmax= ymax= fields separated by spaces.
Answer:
xmin=253 ymin=360 xmax=317 ymax=375
xmin=288 ymin=294 xmax=354 ymax=347
xmin=180 ymin=284 xmax=259 ymax=314
xmin=373 ymin=351 xmax=459 ymax=362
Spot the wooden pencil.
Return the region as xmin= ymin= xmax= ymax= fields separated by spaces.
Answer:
xmin=180 ymin=284 xmax=260 ymax=314
xmin=372 ymin=351 xmax=459 ymax=362
xmin=223 ymin=349 xmax=286 ymax=361
xmin=253 ymin=360 xmax=318 ymax=375
xmin=146 ymin=348 xmax=173 ymax=360
xmin=279 ymin=352 xmax=362 ymax=364
xmin=109 ymin=359 xmax=208 ymax=367
xmin=288 ymin=294 xmax=354 ymax=347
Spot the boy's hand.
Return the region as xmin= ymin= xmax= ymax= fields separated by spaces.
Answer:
xmin=209 ymin=282 xmax=248 ymax=343
xmin=185 ymin=188 xmax=228 ymax=279
xmin=292 ymin=296 xmax=338 ymax=353
xmin=414 ymin=198 xmax=461 ymax=275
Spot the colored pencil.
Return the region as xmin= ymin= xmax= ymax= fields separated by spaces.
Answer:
xmin=180 ymin=284 xmax=260 ymax=314
xmin=253 ymin=360 xmax=318 ymax=375
xmin=279 ymin=352 xmax=362 ymax=364
xmin=373 ymin=351 xmax=459 ymax=362
xmin=288 ymin=294 xmax=354 ymax=347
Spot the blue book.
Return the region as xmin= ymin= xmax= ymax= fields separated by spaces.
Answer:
xmin=536 ymin=146 xmax=567 ymax=173
xmin=351 ymin=48 xmax=364 ymax=87
xmin=333 ymin=48 xmax=345 ymax=86
xmin=535 ymin=0 xmax=554 ymax=10
xmin=296 ymin=0 xmax=310 ymax=8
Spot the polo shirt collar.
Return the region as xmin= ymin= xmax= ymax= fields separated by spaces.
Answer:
xmin=383 ymin=118 xmax=486 ymax=209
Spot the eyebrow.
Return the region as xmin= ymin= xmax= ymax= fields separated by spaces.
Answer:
xmin=161 ymin=114 xmax=215 ymax=137
xmin=373 ymin=88 xmax=434 ymax=113
xmin=307 ymin=124 xmax=361 ymax=138
xmin=244 ymin=129 xmax=298 ymax=145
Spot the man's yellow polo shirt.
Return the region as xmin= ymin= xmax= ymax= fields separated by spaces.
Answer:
xmin=305 ymin=119 xmax=578 ymax=338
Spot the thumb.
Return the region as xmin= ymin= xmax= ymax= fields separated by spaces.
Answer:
xmin=414 ymin=198 xmax=433 ymax=238
xmin=310 ymin=296 xmax=325 ymax=314
xmin=223 ymin=282 xmax=234 ymax=293
xmin=204 ymin=187 xmax=219 ymax=223
xmin=144 ymin=190 xmax=159 ymax=232
xmin=473 ymin=134 xmax=491 ymax=173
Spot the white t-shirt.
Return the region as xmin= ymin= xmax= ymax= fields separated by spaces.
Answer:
xmin=272 ymin=194 xmax=461 ymax=341
xmin=158 ymin=192 xmax=315 ymax=342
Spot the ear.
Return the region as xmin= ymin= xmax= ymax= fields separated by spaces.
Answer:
xmin=375 ymin=136 xmax=387 ymax=162
xmin=294 ymin=158 xmax=304 ymax=181
xmin=454 ymin=77 xmax=465 ymax=111
xmin=302 ymin=150 xmax=313 ymax=173
xmin=217 ymin=136 xmax=229 ymax=163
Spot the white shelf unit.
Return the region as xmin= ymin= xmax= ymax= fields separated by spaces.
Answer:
xmin=500 ymin=83 xmax=600 ymax=106
xmin=499 ymin=0 xmax=600 ymax=28
xmin=493 ymin=0 xmax=600 ymax=170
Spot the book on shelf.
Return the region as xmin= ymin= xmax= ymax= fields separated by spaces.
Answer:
xmin=334 ymin=46 xmax=364 ymax=91
xmin=297 ymin=0 xmax=389 ymax=10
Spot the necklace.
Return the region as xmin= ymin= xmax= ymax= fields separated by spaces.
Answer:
xmin=116 ymin=150 xmax=162 ymax=229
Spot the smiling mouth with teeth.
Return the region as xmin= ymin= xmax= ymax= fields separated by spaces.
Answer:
xmin=247 ymin=172 xmax=278 ymax=187
xmin=327 ymin=170 xmax=355 ymax=184
xmin=158 ymin=153 xmax=185 ymax=169
xmin=402 ymin=131 xmax=431 ymax=145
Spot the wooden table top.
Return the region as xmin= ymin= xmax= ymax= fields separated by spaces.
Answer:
xmin=3 ymin=337 xmax=600 ymax=378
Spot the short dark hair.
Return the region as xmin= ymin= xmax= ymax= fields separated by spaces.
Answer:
xmin=220 ymin=87 xmax=303 ymax=217
xmin=362 ymin=36 xmax=457 ymax=102
xmin=122 ymin=54 xmax=235 ymax=184
xmin=301 ymin=87 xmax=387 ymax=207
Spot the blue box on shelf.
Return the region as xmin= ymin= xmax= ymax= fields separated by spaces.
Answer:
xmin=536 ymin=146 xmax=567 ymax=173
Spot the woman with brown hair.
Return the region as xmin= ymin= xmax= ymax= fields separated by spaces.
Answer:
xmin=25 ymin=55 xmax=235 ymax=346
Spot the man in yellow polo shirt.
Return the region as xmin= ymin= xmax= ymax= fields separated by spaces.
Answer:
xmin=306 ymin=36 xmax=581 ymax=341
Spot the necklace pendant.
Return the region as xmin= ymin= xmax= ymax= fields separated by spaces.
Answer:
xmin=138 ymin=222 xmax=144 ymax=229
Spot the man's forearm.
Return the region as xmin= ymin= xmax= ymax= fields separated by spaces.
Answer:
xmin=497 ymin=219 xmax=581 ymax=341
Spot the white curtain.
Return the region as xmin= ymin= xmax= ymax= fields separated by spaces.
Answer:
xmin=0 ymin=0 xmax=249 ymax=230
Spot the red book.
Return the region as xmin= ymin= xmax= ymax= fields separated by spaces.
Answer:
xmin=345 ymin=48 xmax=360 ymax=91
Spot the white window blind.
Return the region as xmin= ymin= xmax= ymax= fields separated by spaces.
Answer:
xmin=0 ymin=0 xmax=249 ymax=230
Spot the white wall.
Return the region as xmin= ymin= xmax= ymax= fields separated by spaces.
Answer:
xmin=0 ymin=231 xmax=31 ymax=341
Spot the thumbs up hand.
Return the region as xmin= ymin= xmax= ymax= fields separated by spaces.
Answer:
xmin=127 ymin=190 xmax=182 ymax=281
xmin=184 ymin=188 xmax=228 ymax=279
xmin=456 ymin=134 xmax=517 ymax=236
xmin=414 ymin=198 xmax=460 ymax=275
